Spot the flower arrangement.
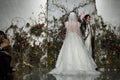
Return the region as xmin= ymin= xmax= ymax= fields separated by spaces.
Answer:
xmin=13 ymin=32 xmax=30 ymax=53
xmin=4 ymin=13 xmax=120 ymax=72
xmin=100 ymin=31 xmax=120 ymax=69
xmin=98 ymin=27 xmax=120 ymax=56
xmin=94 ymin=17 xmax=120 ymax=69
xmin=101 ymin=30 xmax=119 ymax=51
xmin=30 ymin=23 xmax=44 ymax=36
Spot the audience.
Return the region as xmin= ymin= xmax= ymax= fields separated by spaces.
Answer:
xmin=0 ymin=30 xmax=16 ymax=80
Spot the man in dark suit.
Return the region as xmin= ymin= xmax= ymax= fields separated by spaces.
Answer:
xmin=0 ymin=31 xmax=15 ymax=80
xmin=80 ymin=15 xmax=95 ymax=59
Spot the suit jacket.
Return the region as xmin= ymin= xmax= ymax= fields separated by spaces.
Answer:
xmin=0 ymin=49 xmax=13 ymax=77
xmin=80 ymin=20 xmax=94 ymax=41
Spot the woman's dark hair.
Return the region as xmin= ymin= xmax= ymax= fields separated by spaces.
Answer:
xmin=84 ymin=14 xmax=90 ymax=20
xmin=0 ymin=31 xmax=5 ymax=36
xmin=0 ymin=31 xmax=7 ymax=39
xmin=0 ymin=31 xmax=7 ymax=44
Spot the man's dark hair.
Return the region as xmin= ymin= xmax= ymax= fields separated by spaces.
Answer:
xmin=84 ymin=14 xmax=90 ymax=20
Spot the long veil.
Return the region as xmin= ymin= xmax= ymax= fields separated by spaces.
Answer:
xmin=68 ymin=12 xmax=78 ymax=21
xmin=49 ymin=12 xmax=101 ymax=76
xmin=66 ymin=12 xmax=81 ymax=36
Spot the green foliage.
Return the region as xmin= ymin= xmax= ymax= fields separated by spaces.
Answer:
xmin=30 ymin=23 xmax=44 ymax=36
xmin=94 ymin=16 xmax=120 ymax=70
xmin=4 ymin=14 xmax=120 ymax=72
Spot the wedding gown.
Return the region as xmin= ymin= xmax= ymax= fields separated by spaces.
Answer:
xmin=49 ymin=12 xmax=100 ymax=75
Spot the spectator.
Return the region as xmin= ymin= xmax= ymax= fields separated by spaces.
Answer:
xmin=0 ymin=30 xmax=15 ymax=80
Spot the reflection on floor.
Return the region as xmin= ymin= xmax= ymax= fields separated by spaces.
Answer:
xmin=16 ymin=69 xmax=120 ymax=80
xmin=52 ymin=74 xmax=100 ymax=80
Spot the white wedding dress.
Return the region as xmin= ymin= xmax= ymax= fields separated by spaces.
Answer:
xmin=49 ymin=12 xmax=100 ymax=75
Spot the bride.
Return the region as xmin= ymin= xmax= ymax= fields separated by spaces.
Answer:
xmin=49 ymin=12 xmax=101 ymax=75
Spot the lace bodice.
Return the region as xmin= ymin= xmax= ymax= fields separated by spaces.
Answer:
xmin=65 ymin=21 xmax=81 ymax=36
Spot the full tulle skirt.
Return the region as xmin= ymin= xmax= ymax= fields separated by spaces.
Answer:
xmin=49 ymin=32 xmax=100 ymax=75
